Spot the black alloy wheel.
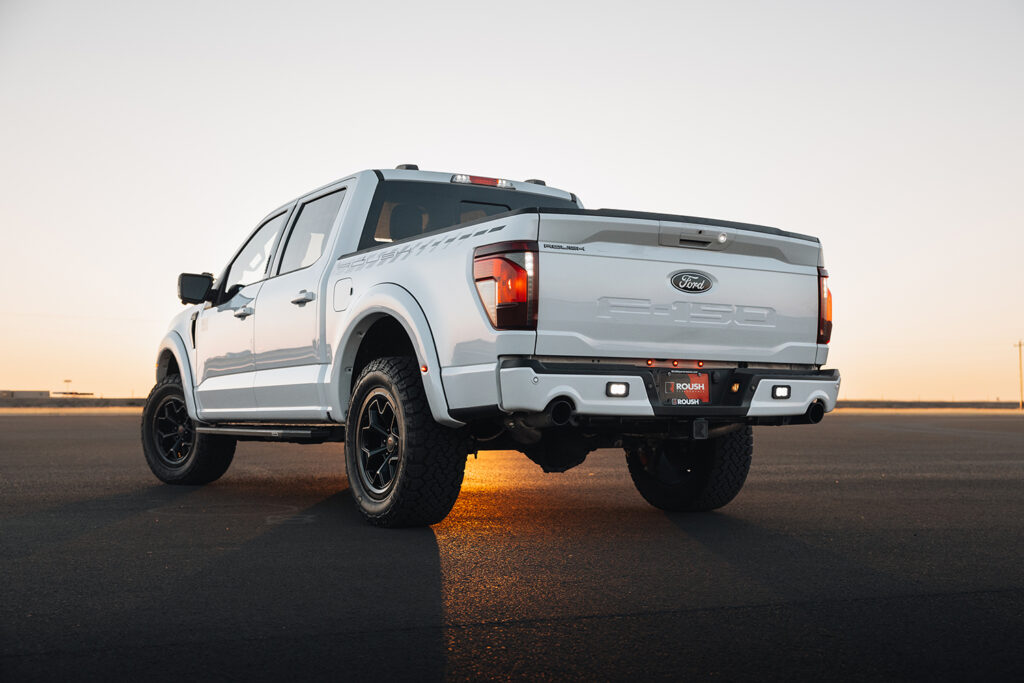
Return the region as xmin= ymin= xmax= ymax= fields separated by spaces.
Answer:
xmin=356 ymin=389 xmax=403 ymax=499
xmin=141 ymin=374 xmax=236 ymax=485
xmin=152 ymin=394 xmax=195 ymax=468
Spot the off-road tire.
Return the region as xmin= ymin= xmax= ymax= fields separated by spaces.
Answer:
xmin=141 ymin=375 xmax=236 ymax=485
xmin=625 ymin=426 xmax=753 ymax=512
xmin=345 ymin=356 xmax=467 ymax=527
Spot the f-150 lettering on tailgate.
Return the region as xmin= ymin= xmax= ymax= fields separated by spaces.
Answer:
xmin=596 ymin=297 xmax=776 ymax=327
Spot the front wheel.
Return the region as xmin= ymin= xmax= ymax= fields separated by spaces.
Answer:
xmin=345 ymin=357 xmax=467 ymax=527
xmin=141 ymin=375 xmax=235 ymax=485
xmin=625 ymin=426 xmax=753 ymax=512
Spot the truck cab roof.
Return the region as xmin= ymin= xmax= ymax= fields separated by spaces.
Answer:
xmin=373 ymin=167 xmax=578 ymax=204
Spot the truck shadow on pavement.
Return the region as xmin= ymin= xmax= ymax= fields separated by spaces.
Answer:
xmin=2 ymin=485 xmax=446 ymax=683
xmin=2 ymin=485 xmax=208 ymax=561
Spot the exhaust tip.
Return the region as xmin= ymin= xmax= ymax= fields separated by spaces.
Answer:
xmin=806 ymin=401 xmax=826 ymax=424
xmin=550 ymin=399 xmax=574 ymax=426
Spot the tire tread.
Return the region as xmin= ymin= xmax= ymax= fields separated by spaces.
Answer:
xmin=141 ymin=375 xmax=235 ymax=485
xmin=346 ymin=357 xmax=466 ymax=527
xmin=626 ymin=427 xmax=753 ymax=512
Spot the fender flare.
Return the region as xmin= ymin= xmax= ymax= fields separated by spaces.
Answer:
xmin=155 ymin=331 xmax=199 ymax=420
xmin=330 ymin=283 xmax=463 ymax=428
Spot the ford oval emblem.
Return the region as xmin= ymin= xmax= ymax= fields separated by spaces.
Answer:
xmin=670 ymin=270 xmax=714 ymax=293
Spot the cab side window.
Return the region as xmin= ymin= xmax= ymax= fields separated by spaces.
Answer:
xmin=278 ymin=189 xmax=346 ymax=275
xmin=222 ymin=212 xmax=289 ymax=299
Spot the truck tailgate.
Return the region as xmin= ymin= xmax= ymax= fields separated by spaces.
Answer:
xmin=535 ymin=211 xmax=823 ymax=365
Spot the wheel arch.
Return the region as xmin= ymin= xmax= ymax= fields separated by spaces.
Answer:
xmin=155 ymin=332 xmax=199 ymax=419
xmin=350 ymin=316 xmax=417 ymax=389
xmin=156 ymin=349 xmax=180 ymax=382
xmin=330 ymin=283 xmax=461 ymax=427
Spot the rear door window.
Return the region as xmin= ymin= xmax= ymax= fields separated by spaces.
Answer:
xmin=278 ymin=189 xmax=346 ymax=275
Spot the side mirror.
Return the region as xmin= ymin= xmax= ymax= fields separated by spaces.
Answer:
xmin=178 ymin=272 xmax=214 ymax=304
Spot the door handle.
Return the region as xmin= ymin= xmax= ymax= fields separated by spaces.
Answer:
xmin=291 ymin=290 xmax=316 ymax=306
xmin=233 ymin=306 xmax=254 ymax=319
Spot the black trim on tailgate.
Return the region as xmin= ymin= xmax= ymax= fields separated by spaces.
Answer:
xmin=532 ymin=207 xmax=819 ymax=243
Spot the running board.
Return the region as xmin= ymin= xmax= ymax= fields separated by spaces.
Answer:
xmin=195 ymin=424 xmax=345 ymax=443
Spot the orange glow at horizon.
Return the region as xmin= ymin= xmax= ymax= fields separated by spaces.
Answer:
xmin=0 ymin=2 xmax=1020 ymax=402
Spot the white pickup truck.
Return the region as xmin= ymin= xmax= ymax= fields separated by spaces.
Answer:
xmin=142 ymin=166 xmax=839 ymax=527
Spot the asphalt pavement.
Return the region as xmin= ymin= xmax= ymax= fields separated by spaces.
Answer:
xmin=1 ymin=411 xmax=1022 ymax=681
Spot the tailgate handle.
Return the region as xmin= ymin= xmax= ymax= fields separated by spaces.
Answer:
xmin=677 ymin=237 xmax=712 ymax=248
xmin=659 ymin=223 xmax=729 ymax=251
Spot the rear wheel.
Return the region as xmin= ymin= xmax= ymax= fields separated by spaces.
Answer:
xmin=141 ymin=375 xmax=235 ymax=484
xmin=345 ymin=357 xmax=467 ymax=527
xmin=625 ymin=426 xmax=753 ymax=512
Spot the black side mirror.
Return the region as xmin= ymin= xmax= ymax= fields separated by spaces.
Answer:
xmin=178 ymin=272 xmax=214 ymax=304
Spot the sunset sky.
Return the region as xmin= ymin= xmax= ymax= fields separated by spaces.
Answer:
xmin=1 ymin=0 xmax=1022 ymax=400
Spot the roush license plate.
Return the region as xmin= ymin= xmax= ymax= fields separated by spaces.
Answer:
xmin=659 ymin=372 xmax=710 ymax=406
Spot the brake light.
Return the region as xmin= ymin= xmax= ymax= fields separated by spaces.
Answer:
xmin=452 ymin=174 xmax=516 ymax=189
xmin=818 ymin=267 xmax=832 ymax=344
xmin=473 ymin=241 xmax=538 ymax=330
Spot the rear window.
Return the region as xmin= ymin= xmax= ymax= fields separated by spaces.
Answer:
xmin=358 ymin=180 xmax=576 ymax=249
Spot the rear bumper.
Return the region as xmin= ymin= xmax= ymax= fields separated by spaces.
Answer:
xmin=746 ymin=377 xmax=839 ymax=417
xmin=497 ymin=359 xmax=840 ymax=421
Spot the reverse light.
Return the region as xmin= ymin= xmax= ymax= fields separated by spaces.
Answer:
xmin=606 ymin=382 xmax=630 ymax=397
xmin=818 ymin=267 xmax=833 ymax=344
xmin=772 ymin=385 xmax=791 ymax=400
xmin=473 ymin=241 xmax=538 ymax=330
xmin=452 ymin=174 xmax=516 ymax=189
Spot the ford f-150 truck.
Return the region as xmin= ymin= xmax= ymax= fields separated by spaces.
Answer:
xmin=142 ymin=165 xmax=839 ymax=527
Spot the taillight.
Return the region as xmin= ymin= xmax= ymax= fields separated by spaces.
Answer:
xmin=473 ymin=241 xmax=538 ymax=330
xmin=817 ymin=267 xmax=832 ymax=344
